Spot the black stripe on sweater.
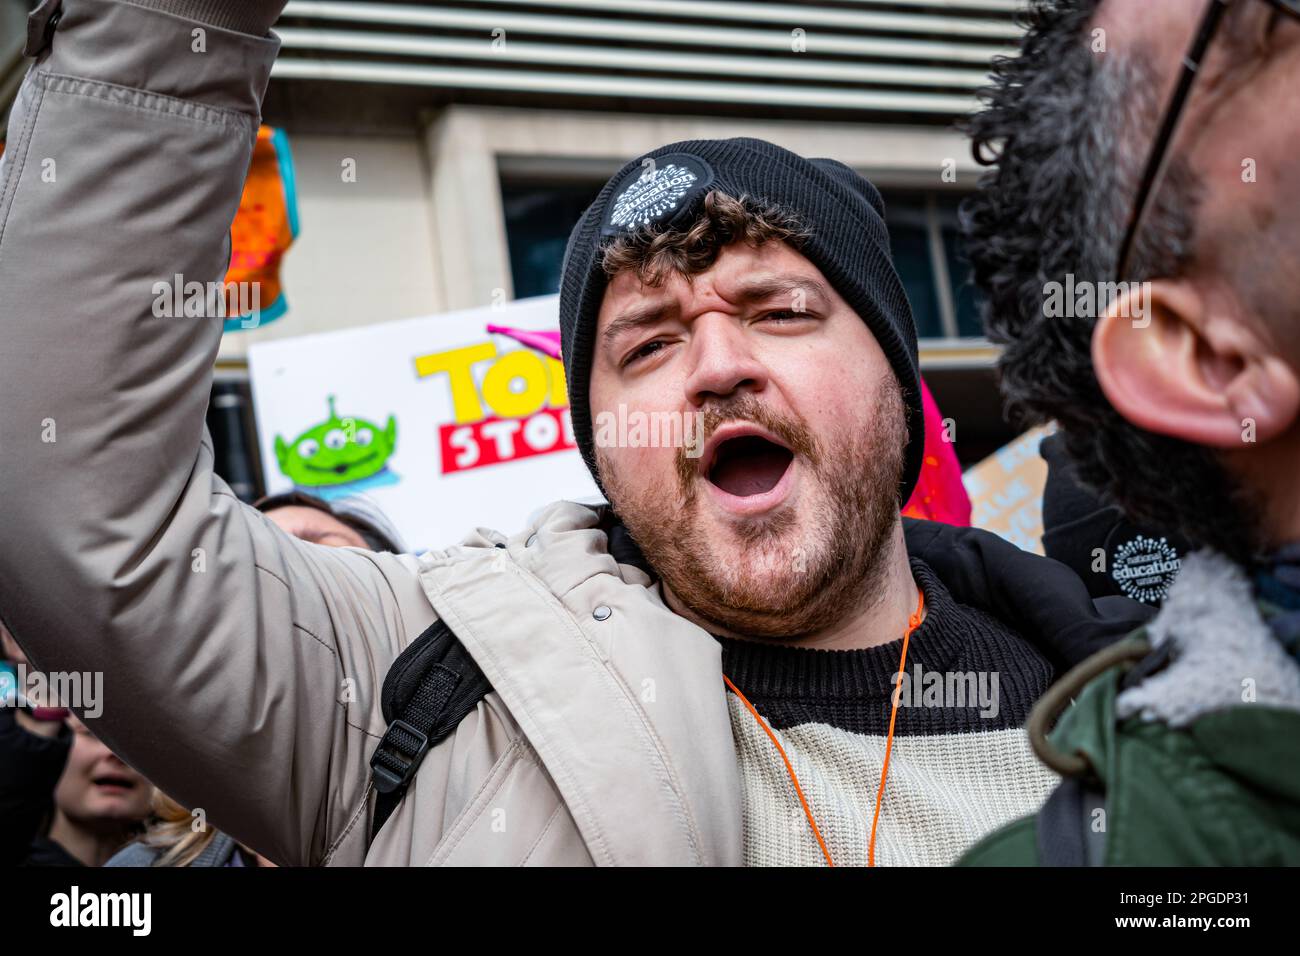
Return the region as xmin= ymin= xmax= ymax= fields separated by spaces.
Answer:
xmin=717 ymin=559 xmax=1053 ymax=736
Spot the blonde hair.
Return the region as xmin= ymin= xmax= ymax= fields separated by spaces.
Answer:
xmin=140 ymin=790 xmax=245 ymax=867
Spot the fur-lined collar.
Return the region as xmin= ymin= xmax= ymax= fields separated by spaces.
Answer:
xmin=1116 ymin=550 xmax=1300 ymax=727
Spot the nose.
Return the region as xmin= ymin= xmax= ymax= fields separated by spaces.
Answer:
xmin=683 ymin=313 xmax=768 ymax=407
xmin=82 ymin=736 xmax=114 ymax=763
xmin=98 ymin=750 xmax=141 ymax=780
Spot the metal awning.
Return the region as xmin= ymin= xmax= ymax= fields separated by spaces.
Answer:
xmin=274 ymin=0 xmax=1025 ymax=118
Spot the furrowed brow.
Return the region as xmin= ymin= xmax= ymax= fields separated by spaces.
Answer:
xmin=733 ymin=275 xmax=831 ymax=309
xmin=601 ymin=302 xmax=675 ymax=348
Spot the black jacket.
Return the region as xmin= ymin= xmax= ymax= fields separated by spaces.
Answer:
xmin=902 ymin=517 xmax=1155 ymax=672
xmin=0 ymin=705 xmax=72 ymax=866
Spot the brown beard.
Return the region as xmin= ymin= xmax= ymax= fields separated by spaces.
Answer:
xmin=598 ymin=375 xmax=907 ymax=638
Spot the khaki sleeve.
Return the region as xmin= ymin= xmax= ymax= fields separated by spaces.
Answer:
xmin=0 ymin=0 xmax=435 ymax=865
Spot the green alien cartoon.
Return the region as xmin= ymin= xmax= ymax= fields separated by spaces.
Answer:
xmin=275 ymin=396 xmax=398 ymax=497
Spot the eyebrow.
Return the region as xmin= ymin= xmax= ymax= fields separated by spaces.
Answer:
xmin=601 ymin=301 xmax=677 ymax=348
xmin=731 ymin=274 xmax=832 ymax=309
xmin=599 ymin=273 xmax=831 ymax=349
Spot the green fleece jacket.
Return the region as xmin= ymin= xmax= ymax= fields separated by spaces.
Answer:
xmin=962 ymin=551 xmax=1300 ymax=866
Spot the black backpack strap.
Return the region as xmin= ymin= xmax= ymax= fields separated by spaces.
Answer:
xmin=1036 ymin=776 xmax=1108 ymax=866
xmin=369 ymin=619 xmax=492 ymax=840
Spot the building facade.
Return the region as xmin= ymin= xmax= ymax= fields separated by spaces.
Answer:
xmin=2 ymin=0 xmax=1026 ymax=499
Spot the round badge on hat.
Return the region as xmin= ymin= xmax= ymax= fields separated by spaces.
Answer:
xmin=600 ymin=153 xmax=715 ymax=237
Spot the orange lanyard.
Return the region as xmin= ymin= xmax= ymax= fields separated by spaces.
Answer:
xmin=724 ymin=588 xmax=926 ymax=867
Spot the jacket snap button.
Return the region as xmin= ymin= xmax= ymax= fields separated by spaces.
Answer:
xmin=592 ymin=605 xmax=612 ymax=621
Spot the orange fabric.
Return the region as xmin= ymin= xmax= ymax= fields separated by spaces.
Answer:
xmin=224 ymin=125 xmax=294 ymax=321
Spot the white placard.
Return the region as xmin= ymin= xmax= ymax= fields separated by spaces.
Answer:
xmin=247 ymin=295 xmax=601 ymax=552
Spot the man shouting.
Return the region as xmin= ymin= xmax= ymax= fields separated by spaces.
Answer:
xmin=0 ymin=0 xmax=1133 ymax=866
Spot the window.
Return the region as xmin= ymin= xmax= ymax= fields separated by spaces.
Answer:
xmin=501 ymin=180 xmax=603 ymax=299
xmin=876 ymin=190 xmax=985 ymax=340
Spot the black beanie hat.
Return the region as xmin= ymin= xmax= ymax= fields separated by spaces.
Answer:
xmin=558 ymin=137 xmax=924 ymax=503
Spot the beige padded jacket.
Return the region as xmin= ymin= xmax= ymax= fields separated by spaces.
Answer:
xmin=0 ymin=0 xmax=742 ymax=867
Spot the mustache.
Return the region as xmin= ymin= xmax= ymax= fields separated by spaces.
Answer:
xmin=674 ymin=394 xmax=819 ymax=497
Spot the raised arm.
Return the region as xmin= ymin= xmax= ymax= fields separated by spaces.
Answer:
xmin=0 ymin=0 xmax=434 ymax=865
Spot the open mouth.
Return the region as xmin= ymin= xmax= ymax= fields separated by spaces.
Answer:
xmin=702 ymin=430 xmax=795 ymax=498
xmin=303 ymin=452 xmax=378 ymax=476
xmin=92 ymin=774 xmax=137 ymax=791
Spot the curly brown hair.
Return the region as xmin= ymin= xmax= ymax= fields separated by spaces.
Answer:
xmin=600 ymin=190 xmax=810 ymax=286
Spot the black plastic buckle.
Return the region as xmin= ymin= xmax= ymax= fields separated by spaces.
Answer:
xmin=1118 ymin=639 xmax=1175 ymax=692
xmin=24 ymin=0 xmax=63 ymax=59
xmin=369 ymin=719 xmax=430 ymax=794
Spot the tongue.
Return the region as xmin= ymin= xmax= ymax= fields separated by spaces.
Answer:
xmin=710 ymin=441 xmax=791 ymax=497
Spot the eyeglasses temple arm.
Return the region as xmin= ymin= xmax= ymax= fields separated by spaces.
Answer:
xmin=1115 ymin=0 xmax=1232 ymax=279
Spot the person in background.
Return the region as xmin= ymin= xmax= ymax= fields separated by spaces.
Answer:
xmin=106 ymin=791 xmax=274 ymax=868
xmin=105 ymin=491 xmax=403 ymax=867
xmin=37 ymin=714 xmax=153 ymax=866
xmin=1039 ymin=432 xmax=1188 ymax=608
xmin=0 ymin=623 xmax=65 ymax=866
xmin=958 ymin=0 xmax=1300 ymax=865
xmin=255 ymin=491 xmax=408 ymax=554
xmin=2 ymin=621 xmax=154 ymax=867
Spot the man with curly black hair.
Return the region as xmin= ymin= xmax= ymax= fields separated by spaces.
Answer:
xmin=959 ymin=0 xmax=1300 ymax=865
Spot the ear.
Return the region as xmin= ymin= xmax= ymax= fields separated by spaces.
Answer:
xmin=275 ymin=435 xmax=289 ymax=468
xmin=1092 ymin=280 xmax=1300 ymax=449
xmin=385 ymin=415 xmax=397 ymax=446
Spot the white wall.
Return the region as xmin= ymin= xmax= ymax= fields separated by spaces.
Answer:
xmin=217 ymin=134 xmax=441 ymax=360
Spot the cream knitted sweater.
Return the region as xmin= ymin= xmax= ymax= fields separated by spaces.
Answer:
xmin=718 ymin=560 xmax=1060 ymax=866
